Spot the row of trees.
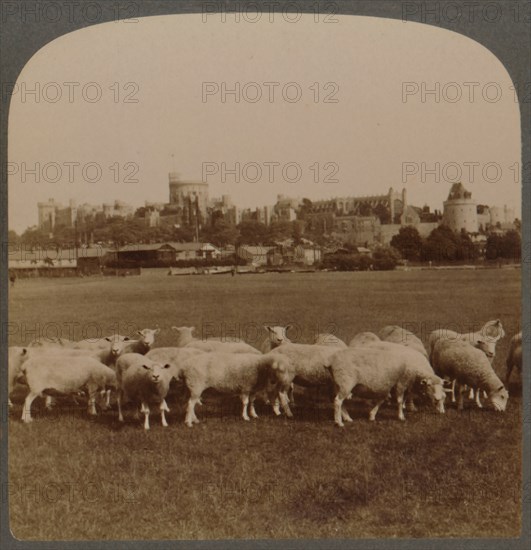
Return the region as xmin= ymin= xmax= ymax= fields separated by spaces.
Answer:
xmin=390 ymin=225 xmax=521 ymax=262
xmin=10 ymin=218 xmax=307 ymax=250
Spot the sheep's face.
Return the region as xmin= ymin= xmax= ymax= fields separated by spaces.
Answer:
xmin=489 ymin=386 xmax=509 ymax=412
xmin=474 ymin=338 xmax=496 ymax=361
xmin=420 ymin=378 xmax=446 ymax=412
xmin=137 ymin=328 xmax=160 ymax=348
xmin=142 ymin=362 xmax=171 ymax=385
xmin=105 ymin=336 xmax=130 ymax=357
xmin=265 ymin=325 xmax=291 ymax=346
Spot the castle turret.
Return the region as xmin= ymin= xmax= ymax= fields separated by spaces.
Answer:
xmin=442 ymin=182 xmax=478 ymax=233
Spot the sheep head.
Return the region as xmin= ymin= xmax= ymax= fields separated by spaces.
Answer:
xmin=264 ymin=325 xmax=291 ymax=346
xmin=489 ymin=385 xmax=509 ymax=412
xmin=137 ymin=328 xmax=160 ymax=348
xmin=142 ymin=362 xmax=172 ymax=385
xmin=420 ymin=377 xmax=446 ymax=413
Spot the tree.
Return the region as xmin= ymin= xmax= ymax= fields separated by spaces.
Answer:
xmin=202 ymin=218 xmax=240 ymax=247
xmin=502 ymin=230 xmax=521 ymax=261
xmin=266 ymin=221 xmax=292 ymax=243
xmin=390 ymin=226 xmax=423 ymax=261
xmin=358 ymin=203 xmax=372 ymax=216
xmin=237 ymin=220 xmax=268 ymax=245
xmin=421 ymin=225 xmax=459 ymax=262
xmin=292 ymin=221 xmax=304 ymax=245
xmin=373 ymin=203 xmax=391 ymax=224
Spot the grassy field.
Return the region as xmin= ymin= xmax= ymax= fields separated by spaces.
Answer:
xmin=7 ymin=268 xmax=523 ymax=540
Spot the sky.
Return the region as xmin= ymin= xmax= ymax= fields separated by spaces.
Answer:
xmin=8 ymin=14 xmax=521 ymax=233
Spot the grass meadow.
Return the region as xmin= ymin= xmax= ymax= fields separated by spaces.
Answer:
xmin=6 ymin=268 xmax=523 ymax=540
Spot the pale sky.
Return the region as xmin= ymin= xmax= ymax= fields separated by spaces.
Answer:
xmin=8 ymin=14 xmax=521 ymax=233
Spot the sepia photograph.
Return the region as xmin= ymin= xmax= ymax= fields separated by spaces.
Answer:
xmin=2 ymin=0 xmax=529 ymax=545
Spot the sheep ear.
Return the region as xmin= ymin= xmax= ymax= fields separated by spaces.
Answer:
xmin=154 ymin=329 xmax=160 ymax=335
xmin=171 ymin=326 xmax=178 ymax=331
xmin=264 ymin=325 xmax=272 ymax=333
xmin=286 ymin=324 xmax=293 ymax=331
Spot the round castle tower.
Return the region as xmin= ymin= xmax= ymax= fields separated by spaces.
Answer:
xmin=442 ymin=182 xmax=478 ymax=233
xmin=168 ymin=172 xmax=209 ymax=218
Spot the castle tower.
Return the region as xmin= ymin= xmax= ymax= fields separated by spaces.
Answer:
xmin=168 ymin=172 xmax=209 ymax=219
xmin=442 ymin=182 xmax=478 ymax=233
xmin=37 ymin=199 xmax=57 ymax=230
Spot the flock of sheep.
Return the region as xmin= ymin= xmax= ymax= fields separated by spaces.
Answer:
xmin=7 ymin=320 xmax=522 ymax=430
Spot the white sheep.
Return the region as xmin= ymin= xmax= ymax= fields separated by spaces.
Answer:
xmin=379 ymin=325 xmax=428 ymax=359
xmin=23 ymin=338 xmax=128 ymax=411
xmin=261 ymin=325 xmax=292 ymax=353
xmin=428 ymin=319 xmax=505 ymax=361
xmin=8 ymin=346 xmax=30 ymax=408
xmin=119 ymin=328 xmax=160 ymax=355
xmin=171 ymin=326 xmax=260 ymax=354
xmin=313 ymin=333 xmax=347 ymax=348
xmin=362 ymin=341 xmax=446 ymax=413
xmin=326 ymin=347 xmax=419 ymax=426
xmin=180 ymin=352 xmax=291 ymax=427
xmin=348 ymin=332 xmax=381 ymax=347
xmin=505 ymin=331 xmax=522 ymax=385
xmin=268 ymin=343 xmax=341 ymax=418
xmin=115 ymin=353 xmax=173 ymax=430
xmin=19 ymin=354 xmax=117 ymax=422
xmin=428 ymin=320 xmax=506 ymax=404
xmin=430 ymin=339 xmax=508 ymax=412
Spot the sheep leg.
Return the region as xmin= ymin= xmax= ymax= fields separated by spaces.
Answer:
xmin=240 ymin=394 xmax=251 ymax=421
xmin=369 ymin=399 xmax=386 ymax=422
xmin=405 ymin=396 xmax=417 ymax=412
xmin=8 ymin=399 xmax=13 ymax=409
xmin=475 ymin=389 xmax=483 ymax=408
xmin=450 ymin=379 xmax=456 ymax=402
xmin=45 ymin=395 xmax=54 ymax=410
xmin=249 ymin=395 xmax=258 ymax=419
xmin=340 ymin=405 xmax=353 ymax=423
xmin=22 ymin=391 xmax=39 ymax=423
xmin=86 ymin=383 xmax=98 ymax=415
xmin=396 ymin=391 xmax=406 ymax=421
xmin=141 ymin=402 xmax=150 ymax=430
xmin=288 ymin=384 xmax=295 ymax=406
xmin=457 ymin=384 xmax=465 ymax=411
xmin=117 ymin=392 xmax=124 ymax=422
xmin=160 ymin=400 xmax=169 ymax=427
xmin=334 ymin=395 xmax=346 ymax=427
xmin=278 ymin=391 xmax=293 ymax=418
xmin=272 ymin=397 xmax=281 ymax=416
xmin=101 ymin=389 xmax=111 ymax=410
xmin=468 ymin=387 xmax=475 ymax=400
xmin=185 ymin=396 xmax=200 ymax=427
